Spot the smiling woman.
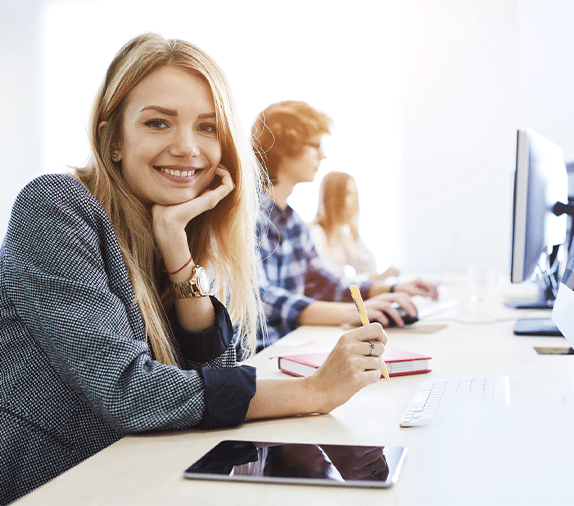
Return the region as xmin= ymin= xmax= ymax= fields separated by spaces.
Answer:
xmin=0 ymin=32 xmax=388 ymax=505
xmin=85 ymin=34 xmax=255 ymax=360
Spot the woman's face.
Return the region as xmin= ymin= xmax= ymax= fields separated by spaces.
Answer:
xmin=343 ymin=178 xmax=359 ymax=220
xmin=115 ymin=65 xmax=222 ymax=206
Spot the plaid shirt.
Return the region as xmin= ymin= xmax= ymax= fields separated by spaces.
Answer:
xmin=256 ymin=196 xmax=372 ymax=348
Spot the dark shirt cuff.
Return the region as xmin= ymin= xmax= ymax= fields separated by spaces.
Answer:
xmin=198 ymin=365 xmax=257 ymax=429
xmin=169 ymin=296 xmax=234 ymax=363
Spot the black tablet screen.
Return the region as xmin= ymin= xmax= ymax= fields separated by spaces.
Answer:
xmin=183 ymin=440 xmax=406 ymax=488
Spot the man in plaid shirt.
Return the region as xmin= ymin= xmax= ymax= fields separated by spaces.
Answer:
xmin=252 ymin=101 xmax=439 ymax=349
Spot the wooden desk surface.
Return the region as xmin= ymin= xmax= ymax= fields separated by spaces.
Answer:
xmin=15 ymin=278 xmax=574 ymax=505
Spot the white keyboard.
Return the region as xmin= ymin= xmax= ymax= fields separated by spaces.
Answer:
xmin=400 ymin=375 xmax=510 ymax=427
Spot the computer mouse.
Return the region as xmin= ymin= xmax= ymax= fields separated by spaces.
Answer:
xmin=384 ymin=302 xmax=419 ymax=327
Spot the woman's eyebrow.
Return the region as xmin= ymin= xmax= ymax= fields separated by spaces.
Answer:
xmin=140 ymin=105 xmax=177 ymax=116
xmin=138 ymin=107 xmax=216 ymax=120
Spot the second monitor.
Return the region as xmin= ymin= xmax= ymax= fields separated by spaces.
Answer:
xmin=507 ymin=128 xmax=574 ymax=336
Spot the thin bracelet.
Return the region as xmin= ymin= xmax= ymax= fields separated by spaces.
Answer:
xmin=167 ymin=253 xmax=193 ymax=276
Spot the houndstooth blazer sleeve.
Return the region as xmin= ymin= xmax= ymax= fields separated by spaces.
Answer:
xmin=0 ymin=174 xmax=256 ymax=504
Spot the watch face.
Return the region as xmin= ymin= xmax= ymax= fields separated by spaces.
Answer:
xmin=196 ymin=268 xmax=210 ymax=294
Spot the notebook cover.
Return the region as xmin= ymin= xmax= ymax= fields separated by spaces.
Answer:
xmin=278 ymin=346 xmax=431 ymax=378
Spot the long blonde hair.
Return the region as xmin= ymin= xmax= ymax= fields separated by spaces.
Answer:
xmin=311 ymin=171 xmax=359 ymax=244
xmin=75 ymin=33 xmax=264 ymax=364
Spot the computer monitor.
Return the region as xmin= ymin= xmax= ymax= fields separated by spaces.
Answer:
xmin=507 ymin=129 xmax=574 ymax=336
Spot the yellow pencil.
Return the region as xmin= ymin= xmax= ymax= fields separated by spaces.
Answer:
xmin=349 ymin=285 xmax=390 ymax=382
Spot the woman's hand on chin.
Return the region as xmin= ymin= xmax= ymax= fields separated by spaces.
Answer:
xmin=151 ymin=164 xmax=234 ymax=252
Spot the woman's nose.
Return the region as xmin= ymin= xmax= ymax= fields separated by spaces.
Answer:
xmin=170 ymin=130 xmax=200 ymax=157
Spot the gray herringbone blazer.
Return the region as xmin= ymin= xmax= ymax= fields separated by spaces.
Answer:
xmin=0 ymin=174 xmax=255 ymax=504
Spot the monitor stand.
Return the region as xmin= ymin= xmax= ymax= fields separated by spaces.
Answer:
xmin=505 ymin=273 xmax=556 ymax=309
xmin=505 ymin=298 xmax=554 ymax=310
xmin=513 ymin=318 xmax=563 ymax=336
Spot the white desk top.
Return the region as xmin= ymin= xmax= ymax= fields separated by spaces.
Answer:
xmin=14 ymin=278 xmax=574 ymax=505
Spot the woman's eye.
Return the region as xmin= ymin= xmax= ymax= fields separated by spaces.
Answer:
xmin=144 ymin=118 xmax=169 ymax=130
xmin=198 ymin=123 xmax=217 ymax=134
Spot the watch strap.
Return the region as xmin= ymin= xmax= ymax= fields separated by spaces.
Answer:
xmin=169 ymin=264 xmax=209 ymax=298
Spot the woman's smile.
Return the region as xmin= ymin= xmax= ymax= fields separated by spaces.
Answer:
xmin=156 ymin=165 xmax=202 ymax=180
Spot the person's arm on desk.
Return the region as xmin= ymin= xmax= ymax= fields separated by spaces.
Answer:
xmin=246 ymin=323 xmax=387 ymax=418
xmin=296 ymin=293 xmax=418 ymax=328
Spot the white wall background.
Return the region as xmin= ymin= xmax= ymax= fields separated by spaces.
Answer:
xmin=2 ymin=0 xmax=574 ymax=277
xmin=1 ymin=0 xmax=44 ymax=245
xmin=400 ymin=0 xmax=574 ymax=276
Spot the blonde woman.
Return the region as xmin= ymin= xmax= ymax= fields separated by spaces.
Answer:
xmin=309 ymin=171 xmax=400 ymax=283
xmin=0 ymin=34 xmax=386 ymax=504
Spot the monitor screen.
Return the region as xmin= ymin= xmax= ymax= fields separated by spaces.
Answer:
xmin=507 ymin=129 xmax=574 ymax=337
xmin=509 ymin=129 xmax=568 ymax=309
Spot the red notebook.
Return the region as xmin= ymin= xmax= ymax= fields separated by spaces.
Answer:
xmin=278 ymin=346 xmax=431 ymax=378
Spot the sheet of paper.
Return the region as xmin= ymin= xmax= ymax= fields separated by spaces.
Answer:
xmin=552 ymin=283 xmax=574 ymax=346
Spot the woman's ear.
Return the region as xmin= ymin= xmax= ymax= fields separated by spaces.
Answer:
xmin=98 ymin=121 xmax=122 ymax=162
xmin=97 ymin=121 xmax=107 ymax=138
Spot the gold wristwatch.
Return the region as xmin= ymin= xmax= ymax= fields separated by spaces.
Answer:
xmin=169 ymin=264 xmax=211 ymax=298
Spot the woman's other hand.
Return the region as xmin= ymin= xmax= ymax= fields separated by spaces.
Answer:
xmin=151 ymin=165 xmax=234 ymax=271
xmin=152 ymin=165 xmax=233 ymax=247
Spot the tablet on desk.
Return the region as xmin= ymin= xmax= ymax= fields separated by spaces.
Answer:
xmin=183 ymin=440 xmax=406 ymax=488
